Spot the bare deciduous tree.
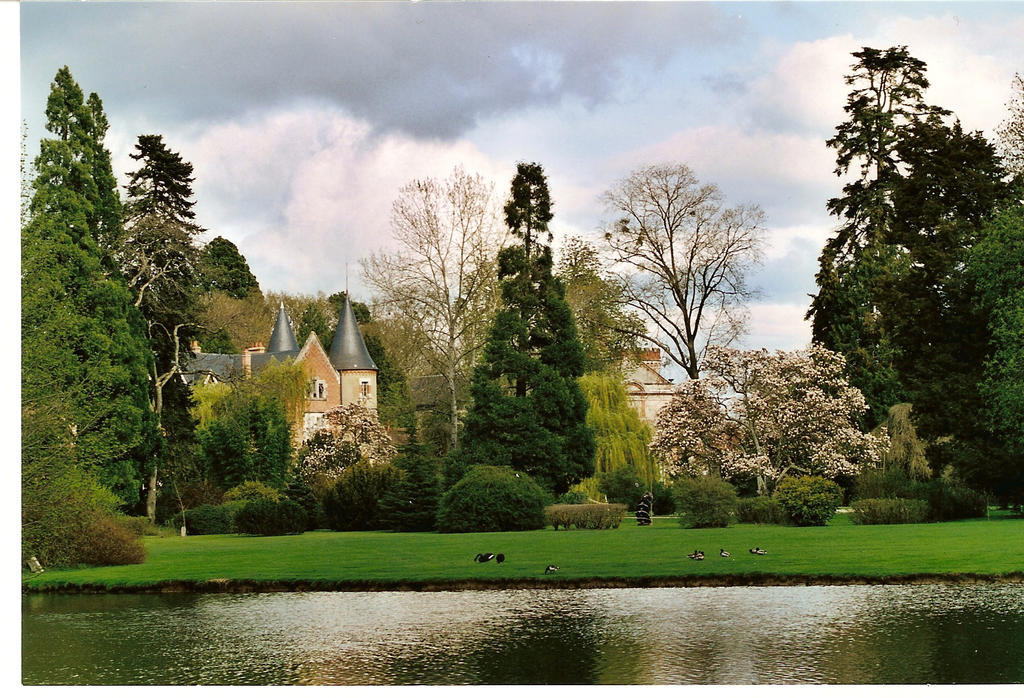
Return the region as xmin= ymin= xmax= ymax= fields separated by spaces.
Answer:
xmin=601 ymin=163 xmax=766 ymax=378
xmin=362 ymin=167 xmax=505 ymax=449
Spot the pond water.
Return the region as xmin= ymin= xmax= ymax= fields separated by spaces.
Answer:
xmin=22 ymin=584 xmax=1024 ymax=685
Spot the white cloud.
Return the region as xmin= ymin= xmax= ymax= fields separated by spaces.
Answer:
xmin=112 ymin=107 xmax=514 ymax=296
xmin=746 ymin=34 xmax=859 ymax=134
xmin=741 ymin=303 xmax=812 ymax=352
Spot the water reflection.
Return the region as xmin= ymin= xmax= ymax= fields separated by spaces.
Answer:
xmin=22 ymin=585 xmax=1024 ymax=685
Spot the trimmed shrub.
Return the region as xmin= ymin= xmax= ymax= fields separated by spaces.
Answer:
xmin=223 ymin=480 xmax=281 ymax=503
xmin=775 ymin=476 xmax=843 ymax=526
xmin=76 ymin=516 xmax=146 ymax=566
xmin=183 ymin=503 xmax=236 ymax=535
xmin=323 ymin=461 xmax=402 ymax=531
xmin=735 ymin=496 xmax=789 ymax=525
xmin=545 ymin=503 xmax=627 ymax=530
xmin=673 ymin=475 xmax=738 ymax=528
xmin=850 ymin=498 xmax=930 ymax=525
xmin=436 ymin=466 xmax=549 ymax=533
xmin=234 ymin=499 xmax=307 ymax=536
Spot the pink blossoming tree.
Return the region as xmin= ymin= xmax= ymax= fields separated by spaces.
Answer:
xmin=650 ymin=344 xmax=888 ymax=494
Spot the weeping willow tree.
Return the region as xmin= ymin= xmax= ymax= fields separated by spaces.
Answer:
xmin=871 ymin=403 xmax=931 ymax=480
xmin=579 ymin=371 xmax=660 ymax=487
xmin=189 ymin=359 xmax=308 ymax=431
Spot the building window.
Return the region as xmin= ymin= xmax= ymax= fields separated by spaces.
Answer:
xmin=360 ymin=379 xmax=371 ymax=398
xmin=310 ymin=378 xmax=327 ymax=400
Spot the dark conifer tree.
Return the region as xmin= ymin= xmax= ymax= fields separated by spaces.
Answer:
xmin=807 ymin=46 xmax=947 ymax=427
xmin=22 ymin=67 xmax=158 ymax=508
xmin=120 ymin=134 xmax=206 ymax=519
xmin=199 ymin=236 xmax=261 ymax=299
xmin=378 ymin=441 xmax=443 ymax=531
xmin=880 ymin=116 xmax=1014 ymax=485
xmin=457 ymin=163 xmax=595 ymax=495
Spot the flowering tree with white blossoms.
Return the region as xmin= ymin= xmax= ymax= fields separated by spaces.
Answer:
xmin=297 ymin=404 xmax=398 ymax=491
xmin=651 ymin=344 xmax=888 ymax=494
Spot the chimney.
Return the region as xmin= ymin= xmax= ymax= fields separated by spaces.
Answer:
xmin=241 ymin=343 xmax=265 ymax=378
xmin=641 ymin=348 xmax=661 ymax=368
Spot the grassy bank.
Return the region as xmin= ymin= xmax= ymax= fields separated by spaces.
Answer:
xmin=22 ymin=514 xmax=1024 ymax=592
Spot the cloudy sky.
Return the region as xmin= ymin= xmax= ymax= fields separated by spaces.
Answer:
xmin=18 ymin=1 xmax=1024 ymax=356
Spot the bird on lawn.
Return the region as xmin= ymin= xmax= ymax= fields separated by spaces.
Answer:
xmin=474 ymin=553 xmax=495 ymax=562
xmin=749 ymin=547 xmax=767 ymax=555
xmin=720 ymin=549 xmax=731 ymax=558
xmin=496 ymin=554 xmax=505 ymax=563
xmin=687 ymin=550 xmax=705 ymax=561
xmin=544 ymin=565 xmax=559 ymax=574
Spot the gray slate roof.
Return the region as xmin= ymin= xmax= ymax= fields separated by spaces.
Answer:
xmin=329 ymin=297 xmax=377 ymax=371
xmin=180 ymin=352 xmax=243 ymax=385
xmin=267 ymin=303 xmax=299 ymax=353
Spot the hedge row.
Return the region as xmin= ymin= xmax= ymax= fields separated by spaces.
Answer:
xmin=545 ymin=503 xmax=627 ymax=530
xmin=850 ymin=498 xmax=930 ymax=525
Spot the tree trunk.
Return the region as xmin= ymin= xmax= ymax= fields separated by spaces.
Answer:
xmin=147 ymin=467 xmax=158 ymax=523
xmin=147 ymin=377 xmax=164 ymax=523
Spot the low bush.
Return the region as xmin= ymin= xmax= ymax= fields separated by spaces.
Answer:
xmin=76 ymin=515 xmax=146 ymax=566
xmin=597 ymin=466 xmax=647 ymax=506
xmin=223 ymin=480 xmax=281 ymax=503
xmin=775 ymin=476 xmax=843 ymax=526
xmin=155 ymin=480 xmax=224 ymax=526
xmin=323 ymin=461 xmax=402 ymax=531
xmin=556 ymin=490 xmax=590 ymax=505
xmin=183 ymin=504 xmax=236 ymax=535
xmin=854 ymin=467 xmax=917 ymax=500
xmin=116 ymin=515 xmax=161 ymax=537
xmin=545 ymin=503 xmax=627 ymax=530
xmin=923 ymin=479 xmax=988 ymax=521
xmin=850 ymin=498 xmax=930 ymax=525
xmin=233 ymin=499 xmax=307 ymax=536
xmin=854 ymin=468 xmax=988 ymax=521
xmin=673 ymin=475 xmax=738 ymax=528
xmin=651 ymin=480 xmax=676 ymax=515
xmin=436 ymin=466 xmax=549 ymax=533
xmin=735 ymin=496 xmax=789 ymax=525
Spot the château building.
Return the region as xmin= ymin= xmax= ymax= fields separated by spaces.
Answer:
xmin=623 ymin=348 xmax=676 ymax=425
xmin=183 ymin=297 xmax=378 ymax=438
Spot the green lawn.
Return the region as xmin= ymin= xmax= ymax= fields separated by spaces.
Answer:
xmin=22 ymin=514 xmax=1024 ymax=591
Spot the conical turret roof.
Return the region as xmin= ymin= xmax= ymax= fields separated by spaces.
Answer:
xmin=329 ymin=297 xmax=377 ymax=371
xmin=267 ymin=302 xmax=299 ymax=353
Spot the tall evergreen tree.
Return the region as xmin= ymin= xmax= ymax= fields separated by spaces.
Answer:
xmin=880 ymin=116 xmax=1014 ymax=486
xmin=22 ymin=67 xmax=158 ymax=509
xmin=118 ymin=134 xmax=205 ymax=520
xmin=807 ymin=46 xmax=947 ymax=427
xmin=458 ymin=163 xmax=595 ymax=495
